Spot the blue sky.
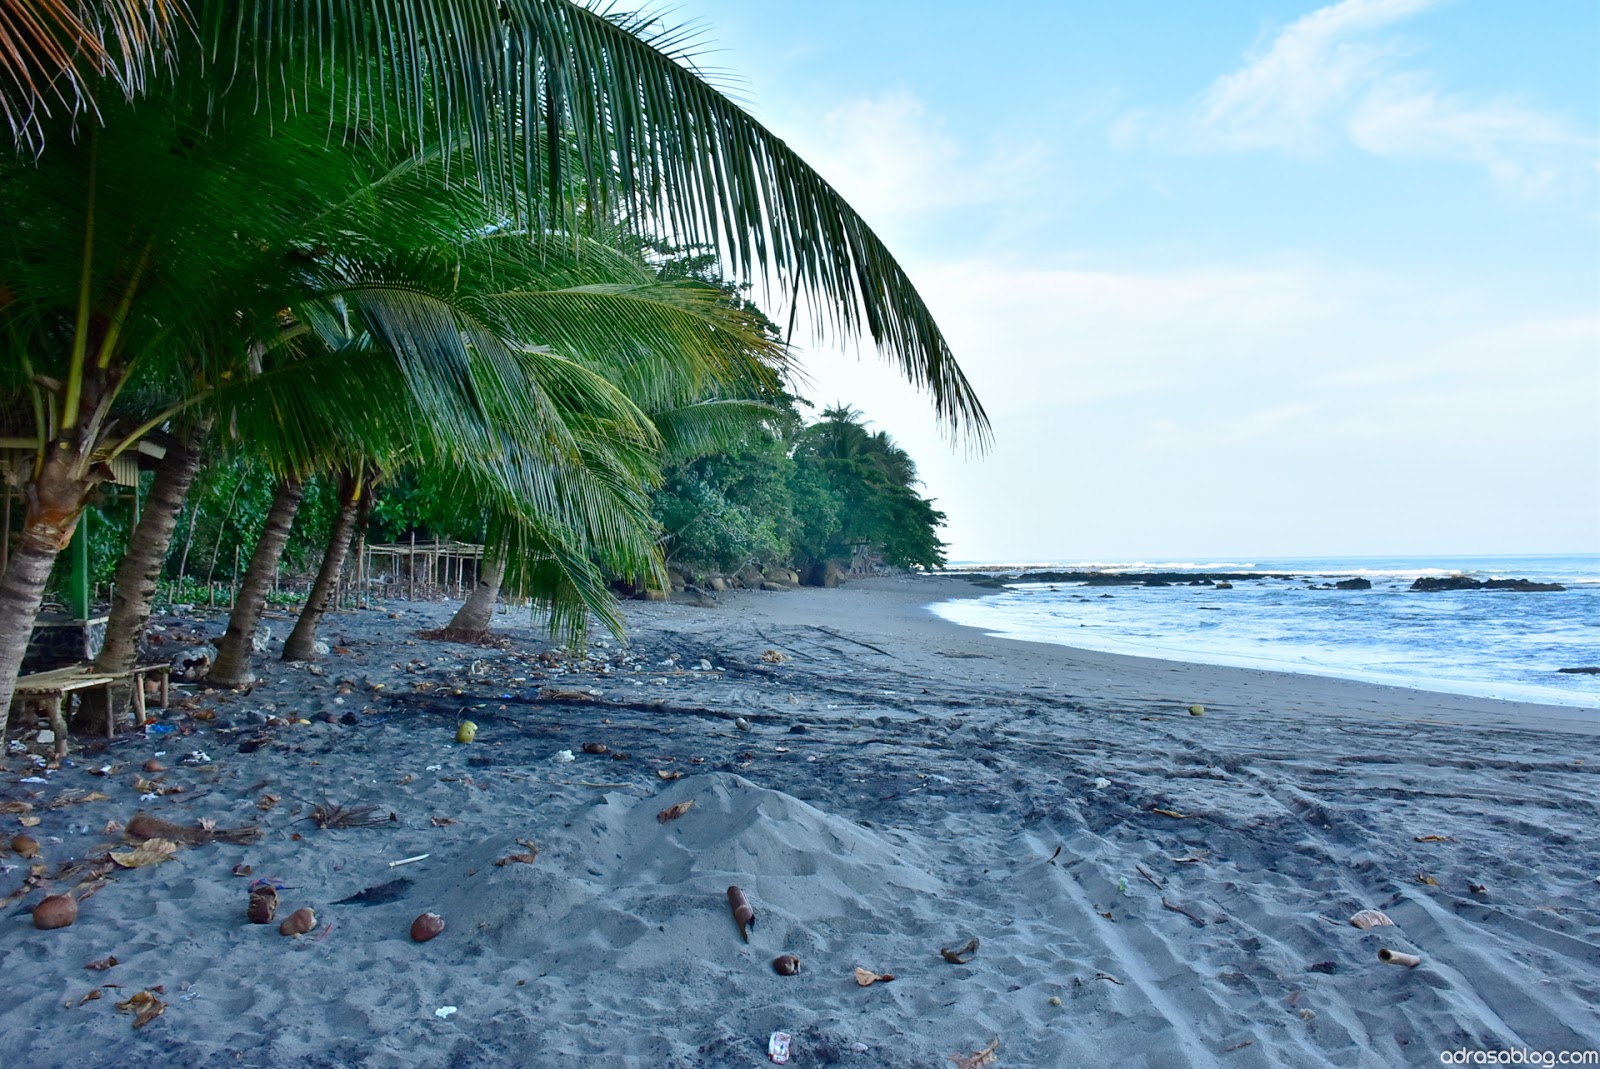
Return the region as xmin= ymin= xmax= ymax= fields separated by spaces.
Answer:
xmin=678 ymin=0 xmax=1598 ymax=561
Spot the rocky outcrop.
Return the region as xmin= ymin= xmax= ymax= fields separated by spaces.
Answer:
xmin=1335 ymin=578 xmax=1372 ymax=590
xmin=1410 ymin=577 xmax=1565 ymax=592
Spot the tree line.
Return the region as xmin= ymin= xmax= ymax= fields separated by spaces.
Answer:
xmin=0 ymin=1 xmax=986 ymax=719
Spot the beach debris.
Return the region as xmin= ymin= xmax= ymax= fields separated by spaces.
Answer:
xmin=552 ymin=750 xmax=575 ymax=764
xmin=1047 ymin=995 xmax=1063 ymax=1006
xmin=727 ymin=886 xmax=757 ymax=942
xmin=1224 ymin=1039 xmax=1256 ymax=1053
xmin=430 ymin=816 xmax=457 ymax=827
xmin=1307 ymin=961 xmax=1337 ymax=974
xmin=760 ymin=649 xmax=788 ymax=664
xmin=257 ymin=794 xmax=281 ymax=811
xmin=116 ymin=988 xmax=166 ymax=1029
xmin=493 ymin=840 xmax=540 ymax=867
xmin=247 ymin=882 xmax=279 ymax=923
xmin=735 ymin=717 xmax=751 ymax=732
xmin=1089 ymin=777 xmax=1111 ymax=790
xmin=767 ymin=1031 xmax=793 ymax=1064
xmin=77 ymin=989 xmax=103 ymax=1006
xmin=278 ymin=906 xmax=317 ymax=936
xmin=109 ymin=839 xmax=179 ymax=868
xmin=1136 ymin=863 xmax=1164 ymax=889
xmin=940 ymin=937 xmax=980 ymax=965
xmin=336 ymin=878 xmax=413 ymax=905
xmin=1379 ymin=948 xmax=1420 ymax=968
xmin=772 ymin=954 xmax=801 ymax=976
xmin=657 ymin=800 xmax=694 ymax=824
xmin=1161 ymin=897 xmax=1207 ymax=926
xmin=456 ymin=721 xmax=478 ymax=744
xmin=126 ymin=812 xmax=259 ymax=845
xmin=387 ymin=854 xmax=430 ymax=868
xmin=141 ymin=759 xmax=165 ymax=773
xmin=1413 ymin=834 xmax=1454 ymax=843
xmin=948 ymin=1037 xmax=1001 ymax=1069
xmin=854 ymin=967 xmax=895 ymax=986
xmin=85 ymin=956 xmax=118 ymax=971
xmin=1044 ymin=845 xmax=1063 ymax=865
xmin=411 ymin=912 xmax=446 ymax=942
xmin=1094 ymin=972 xmax=1124 ymax=985
xmin=541 ymin=686 xmax=601 ymax=702
xmin=581 ymin=742 xmax=609 ymax=755
xmin=11 ymin=833 xmax=40 ymax=858
xmin=1349 ymin=909 xmax=1395 ymax=930
xmin=309 ymin=800 xmax=391 ymax=830
xmin=656 ymin=770 xmax=684 ymax=781
xmin=0 ymin=800 xmax=34 ymax=815
xmin=1188 ymin=705 xmax=1205 ymax=716
xmin=33 ymin=893 xmax=78 ymax=929
xmin=1468 ymin=883 xmax=1488 ymax=895
xmin=1151 ymin=807 xmax=1191 ymax=819
xmin=435 ymin=1006 xmax=458 ymax=1019
xmin=1415 ymin=872 xmax=1440 ymax=887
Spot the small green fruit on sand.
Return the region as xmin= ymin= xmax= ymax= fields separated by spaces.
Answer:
xmin=1188 ymin=705 xmax=1205 ymax=716
xmin=456 ymin=721 xmax=478 ymax=743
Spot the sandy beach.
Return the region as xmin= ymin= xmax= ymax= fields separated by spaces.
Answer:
xmin=3 ymin=575 xmax=1597 ymax=1068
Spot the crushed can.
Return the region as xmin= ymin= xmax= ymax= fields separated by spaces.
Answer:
xmin=768 ymin=1031 xmax=793 ymax=1064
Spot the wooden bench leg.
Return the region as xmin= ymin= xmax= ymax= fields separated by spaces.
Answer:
xmin=130 ymin=675 xmax=147 ymax=731
xmin=47 ymin=696 xmax=68 ymax=761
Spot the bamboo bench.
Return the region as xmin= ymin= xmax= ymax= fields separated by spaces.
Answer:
xmin=9 ymin=662 xmax=172 ymax=759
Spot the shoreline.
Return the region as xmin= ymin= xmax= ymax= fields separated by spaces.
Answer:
xmin=919 ymin=572 xmax=1600 ymax=717
xmin=2 ymin=577 xmax=1597 ymax=1067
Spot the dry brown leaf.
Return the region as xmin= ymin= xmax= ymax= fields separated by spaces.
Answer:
xmin=854 ymin=967 xmax=896 ymax=986
xmin=430 ymin=816 xmax=458 ymax=827
xmin=232 ymin=864 xmax=253 ymax=877
xmin=48 ymin=791 xmax=110 ymax=808
xmin=19 ymin=815 xmax=41 ymax=827
xmin=0 ymin=801 xmax=34 ymax=814
xmin=116 ymin=989 xmax=167 ymax=1028
xmin=759 ymin=649 xmax=788 ymax=664
xmin=257 ymin=795 xmax=280 ymax=811
xmin=494 ymin=839 xmax=540 ymax=867
xmin=656 ymin=770 xmax=684 ymax=781
xmin=1414 ymin=835 xmax=1453 ymax=843
xmin=85 ymin=955 xmax=118 ymax=971
xmin=109 ymin=839 xmax=179 ymax=869
xmin=948 ymin=1037 xmax=1000 ymax=1069
xmin=657 ymin=800 xmax=694 ymax=824
xmin=1151 ymin=807 xmax=1190 ymax=819
xmin=1416 ymin=873 xmax=1440 ymax=887
xmin=78 ymin=989 xmax=102 ymax=1006
xmin=940 ymin=937 xmax=979 ymax=965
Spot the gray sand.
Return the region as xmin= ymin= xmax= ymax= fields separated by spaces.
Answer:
xmin=2 ymin=576 xmax=1597 ymax=1067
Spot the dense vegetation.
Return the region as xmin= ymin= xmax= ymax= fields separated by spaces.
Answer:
xmin=0 ymin=1 xmax=985 ymax=719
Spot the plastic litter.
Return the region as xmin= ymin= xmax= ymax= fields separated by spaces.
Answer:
xmin=1090 ymin=777 xmax=1111 ymax=790
xmin=552 ymin=750 xmax=575 ymax=764
xmin=435 ymin=1006 xmax=458 ymax=1019
xmin=768 ymin=1031 xmax=792 ymax=1064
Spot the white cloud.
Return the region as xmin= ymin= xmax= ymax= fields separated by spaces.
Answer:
xmin=1119 ymin=0 xmax=1595 ymax=195
xmin=773 ymin=91 xmax=1040 ymax=226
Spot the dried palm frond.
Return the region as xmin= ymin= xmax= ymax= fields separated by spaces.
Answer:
xmin=309 ymin=801 xmax=393 ymax=830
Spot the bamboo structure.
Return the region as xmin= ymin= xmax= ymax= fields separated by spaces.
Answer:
xmin=363 ymin=540 xmax=483 ymax=601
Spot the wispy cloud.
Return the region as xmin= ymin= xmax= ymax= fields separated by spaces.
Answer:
xmin=1115 ymin=0 xmax=1595 ymax=195
xmin=775 ymin=91 xmax=1041 ymax=225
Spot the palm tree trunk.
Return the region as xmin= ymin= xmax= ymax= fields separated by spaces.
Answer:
xmin=442 ymin=543 xmax=506 ymax=637
xmin=282 ymin=469 xmax=360 ymax=661
xmin=94 ymin=419 xmax=212 ymax=675
xmin=209 ymin=477 xmax=304 ymax=686
xmin=0 ymin=448 xmax=96 ymax=719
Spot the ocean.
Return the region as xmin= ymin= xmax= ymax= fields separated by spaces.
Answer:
xmin=931 ymin=554 xmax=1600 ymax=709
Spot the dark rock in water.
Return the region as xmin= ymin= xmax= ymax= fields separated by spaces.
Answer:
xmin=335 ymin=878 xmax=413 ymax=906
xmin=1484 ymin=578 xmax=1565 ymax=592
xmin=1411 ymin=576 xmax=1565 ymax=592
xmin=788 ymin=724 xmax=808 ymax=734
xmin=340 ymin=712 xmax=361 ymax=726
xmin=1335 ymin=578 xmax=1372 ymax=590
xmin=1558 ymin=666 xmax=1600 ymax=675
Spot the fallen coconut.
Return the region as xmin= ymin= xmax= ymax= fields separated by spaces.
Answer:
xmin=33 ymin=893 xmax=77 ymax=930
